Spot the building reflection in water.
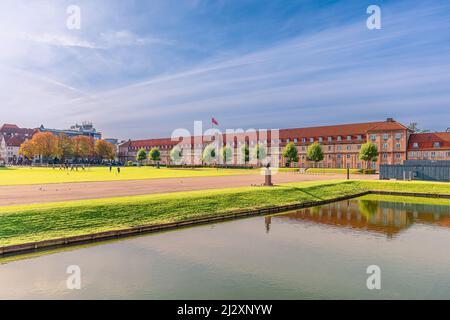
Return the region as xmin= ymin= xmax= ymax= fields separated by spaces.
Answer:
xmin=264 ymin=199 xmax=450 ymax=238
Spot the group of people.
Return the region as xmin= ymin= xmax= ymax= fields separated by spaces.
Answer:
xmin=56 ymin=164 xmax=86 ymax=171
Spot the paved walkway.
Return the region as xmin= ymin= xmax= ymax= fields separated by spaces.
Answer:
xmin=0 ymin=173 xmax=378 ymax=206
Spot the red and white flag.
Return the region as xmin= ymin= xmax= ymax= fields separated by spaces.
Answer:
xmin=211 ymin=117 xmax=219 ymax=126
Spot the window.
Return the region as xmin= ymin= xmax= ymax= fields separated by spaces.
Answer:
xmin=346 ymin=145 xmax=351 ymax=150
xmin=337 ymin=154 xmax=342 ymax=159
xmin=310 ymin=137 xmax=314 ymax=143
xmin=395 ymin=133 xmax=402 ymax=140
xmin=433 ymin=142 xmax=441 ymax=148
xmin=328 ymin=146 xmax=332 ymax=151
xmin=357 ymin=145 xmax=361 ymax=150
xmin=431 ymin=152 xmax=436 ymax=158
xmin=347 ymin=135 xmax=352 ymax=141
xmin=395 ymin=143 xmax=401 ymax=149
xmin=383 ymin=143 xmax=388 ymax=149
xmin=286 ymin=138 xmax=290 ymax=143
xmin=337 ymin=136 xmax=342 ymax=141
xmin=357 ymin=135 xmax=362 ymax=140
xmin=294 ymin=138 xmax=298 ymax=143
xmin=383 ymin=153 xmax=388 ymax=159
xmin=446 ymin=152 xmax=450 ymax=157
xmin=328 ymin=137 xmax=332 ymax=142
xmin=370 ymin=134 xmax=377 ymax=141
xmin=413 ymin=142 xmax=419 ymax=148
xmin=302 ymin=138 xmax=306 ymax=143
xmin=395 ymin=153 xmax=401 ymax=159
xmin=337 ymin=146 xmax=342 ymax=151
xmin=318 ymin=137 xmax=323 ymax=142
xmin=346 ymin=154 xmax=351 ymax=159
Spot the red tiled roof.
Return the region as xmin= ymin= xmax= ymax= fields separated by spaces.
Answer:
xmin=408 ymin=132 xmax=450 ymax=150
xmin=5 ymin=135 xmax=26 ymax=147
xmin=0 ymin=123 xmax=35 ymax=136
xmin=120 ymin=119 xmax=409 ymax=148
xmin=279 ymin=120 xmax=407 ymax=139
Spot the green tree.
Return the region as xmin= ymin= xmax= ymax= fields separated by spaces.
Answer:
xmin=252 ymin=143 xmax=266 ymax=166
xmin=282 ymin=142 xmax=299 ymax=167
xmin=149 ymin=147 xmax=161 ymax=162
xmin=307 ymin=142 xmax=324 ymax=167
xmin=170 ymin=145 xmax=183 ymax=164
xmin=240 ymin=145 xmax=250 ymax=164
xmin=202 ymin=144 xmax=217 ymax=164
xmin=220 ymin=146 xmax=233 ymax=165
xmin=359 ymin=142 xmax=378 ymax=169
xmin=136 ymin=148 xmax=147 ymax=164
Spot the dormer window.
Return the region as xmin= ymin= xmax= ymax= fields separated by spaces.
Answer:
xmin=318 ymin=137 xmax=323 ymax=142
xmin=328 ymin=137 xmax=332 ymax=142
xmin=433 ymin=142 xmax=441 ymax=148
xmin=337 ymin=136 xmax=342 ymax=141
xmin=302 ymin=138 xmax=306 ymax=143
xmin=309 ymin=137 xmax=314 ymax=143
xmin=347 ymin=135 xmax=352 ymax=141
xmin=413 ymin=142 xmax=419 ymax=148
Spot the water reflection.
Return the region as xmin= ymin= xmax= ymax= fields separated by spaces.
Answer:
xmin=266 ymin=198 xmax=450 ymax=238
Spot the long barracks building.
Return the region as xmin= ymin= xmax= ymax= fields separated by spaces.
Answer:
xmin=118 ymin=118 xmax=450 ymax=169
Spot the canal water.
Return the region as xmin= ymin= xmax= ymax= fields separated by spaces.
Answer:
xmin=1 ymin=195 xmax=450 ymax=299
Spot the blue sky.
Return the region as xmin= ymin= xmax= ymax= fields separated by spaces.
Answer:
xmin=0 ymin=0 xmax=449 ymax=139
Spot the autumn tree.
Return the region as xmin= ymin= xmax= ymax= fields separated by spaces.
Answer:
xmin=57 ymin=133 xmax=74 ymax=163
xmin=95 ymin=140 xmax=116 ymax=161
xmin=32 ymin=132 xmax=59 ymax=162
xmin=19 ymin=140 xmax=36 ymax=161
xmin=72 ymin=136 xmax=95 ymax=161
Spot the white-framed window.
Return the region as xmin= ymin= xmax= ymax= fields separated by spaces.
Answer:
xmin=383 ymin=143 xmax=388 ymax=149
xmin=337 ymin=136 xmax=342 ymax=141
xmin=413 ymin=142 xmax=419 ymax=148
xmin=370 ymin=134 xmax=377 ymax=141
xmin=302 ymin=138 xmax=306 ymax=143
xmin=286 ymin=138 xmax=290 ymax=143
xmin=347 ymin=135 xmax=352 ymax=141
xmin=318 ymin=137 xmax=323 ymax=142
xmin=346 ymin=145 xmax=351 ymax=150
xmin=383 ymin=133 xmax=389 ymax=140
xmin=383 ymin=153 xmax=388 ymax=159
xmin=294 ymin=138 xmax=298 ymax=143
xmin=310 ymin=137 xmax=314 ymax=143
xmin=395 ymin=153 xmax=401 ymax=159
xmin=357 ymin=135 xmax=362 ymax=140
xmin=395 ymin=133 xmax=402 ymax=140
xmin=328 ymin=137 xmax=332 ymax=142
xmin=396 ymin=143 xmax=401 ymax=149
xmin=346 ymin=154 xmax=351 ymax=159
xmin=433 ymin=142 xmax=441 ymax=148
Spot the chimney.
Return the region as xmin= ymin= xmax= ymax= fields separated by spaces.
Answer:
xmin=386 ymin=118 xmax=394 ymax=122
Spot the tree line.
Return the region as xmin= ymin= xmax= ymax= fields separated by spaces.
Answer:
xmin=19 ymin=132 xmax=116 ymax=163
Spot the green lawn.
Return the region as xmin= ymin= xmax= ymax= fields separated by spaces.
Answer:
xmin=0 ymin=166 xmax=256 ymax=186
xmin=0 ymin=179 xmax=449 ymax=247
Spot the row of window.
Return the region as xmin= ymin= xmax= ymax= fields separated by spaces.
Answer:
xmin=370 ymin=133 xmax=403 ymax=141
xmin=412 ymin=142 xmax=442 ymax=148
xmin=409 ymin=151 xmax=450 ymax=158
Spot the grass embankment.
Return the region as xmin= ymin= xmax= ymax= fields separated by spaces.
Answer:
xmin=0 ymin=180 xmax=449 ymax=247
xmin=0 ymin=166 xmax=256 ymax=186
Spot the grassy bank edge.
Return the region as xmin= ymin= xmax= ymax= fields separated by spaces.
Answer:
xmin=0 ymin=180 xmax=449 ymax=248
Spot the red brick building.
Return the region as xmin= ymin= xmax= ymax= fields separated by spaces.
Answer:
xmin=116 ymin=118 xmax=449 ymax=169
